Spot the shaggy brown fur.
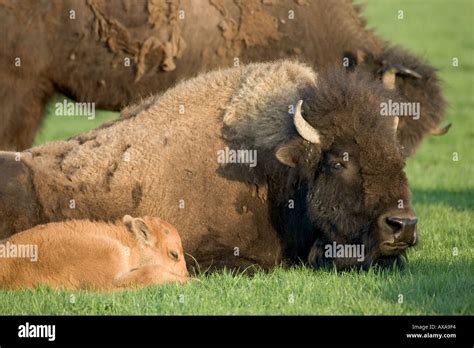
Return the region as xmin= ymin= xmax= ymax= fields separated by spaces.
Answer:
xmin=353 ymin=46 xmax=447 ymax=156
xmin=1 ymin=60 xmax=417 ymax=271
xmin=0 ymin=216 xmax=189 ymax=291
xmin=0 ymin=0 xmax=445 ymax=154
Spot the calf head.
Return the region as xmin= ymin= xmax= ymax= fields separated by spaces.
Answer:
xmin=275 ymin=68 xmax=417 ymax=270
xmin=123 ymin=215 xmax=189 ymax=278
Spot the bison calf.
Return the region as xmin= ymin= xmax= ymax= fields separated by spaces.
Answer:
xmin=0 ymin=215 xmax=189 ymax=291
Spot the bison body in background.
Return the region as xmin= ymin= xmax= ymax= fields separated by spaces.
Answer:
xmin=0 ymin=0 xmax=446 ymax=154
xmin=0 ymin=61 xmax=418 ymax=271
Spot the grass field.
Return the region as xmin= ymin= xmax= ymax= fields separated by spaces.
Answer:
xmin=1 ymin=0 xmax=473 ymax=315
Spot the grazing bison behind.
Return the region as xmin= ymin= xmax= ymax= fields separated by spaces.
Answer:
xmin=0 ymin=61 xmax=418 ymax=271
xmin=0 ymin=0 xmax=446 ymax=155
xmin=0 ymin=215 xmax=189 ymax=291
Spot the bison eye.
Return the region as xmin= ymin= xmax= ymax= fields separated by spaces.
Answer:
xmin=331 ymin=162 xmax=343 ymax=170
xmin=169 ymin=250 xmax=179 ymax=261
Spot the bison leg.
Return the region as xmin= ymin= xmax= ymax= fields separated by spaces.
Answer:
xmin=0 ymin=73 xmax=53 ymax=151
xmin=0 ymin=151 xmax=43 ymax=239
xmin=113 ymin=265 xmax=189 ymax=289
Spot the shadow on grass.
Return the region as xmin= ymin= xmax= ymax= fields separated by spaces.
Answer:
xmin=412 ymin=188 xmax=474 ymax=211
xmin=371 ymin=257 xmax=474 ymax=314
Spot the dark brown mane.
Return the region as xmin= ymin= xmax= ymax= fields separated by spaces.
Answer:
xmin=301 ymin=66 xmax=402 ymax=145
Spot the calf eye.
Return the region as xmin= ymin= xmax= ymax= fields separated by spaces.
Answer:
xmin=332 ymin=162 xmax=343 ymax=170
xmin=169 ymin=250 xmax=179 ymax=261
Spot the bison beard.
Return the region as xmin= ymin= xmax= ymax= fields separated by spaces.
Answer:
xmin=0 ymin=61 xmax=417 ymax=272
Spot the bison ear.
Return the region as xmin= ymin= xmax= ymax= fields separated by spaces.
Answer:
xmin=342 ymin=49 xmax=368 ymax=70
xmin=123 ymin=215 xmax=154 ymax=245
xmin=275 ymin=138 xmax=305 ymax=168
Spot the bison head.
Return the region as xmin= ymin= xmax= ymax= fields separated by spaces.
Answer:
xmin=344 ymin=46 xmax=448 ymax=156
xmin=275 ymin=68 xmax=417 ymax=270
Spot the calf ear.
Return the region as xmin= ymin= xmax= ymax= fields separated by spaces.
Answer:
xmin=123 ymin=215 xmax=155 ymax=245
xmin=275 ymin=138 xmax=305 ymax=167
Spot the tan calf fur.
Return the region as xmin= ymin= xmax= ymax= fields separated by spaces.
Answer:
xmin=0 ymin=216 xmax=189 ymax=291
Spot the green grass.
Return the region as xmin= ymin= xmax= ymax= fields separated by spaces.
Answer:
xmin=33 ymin=95 xmax=118 ymax=146
xmin=2 ymin=0 xmax=473 ymax=315
xmin=0 ymin=264 xmax=472 ymax=315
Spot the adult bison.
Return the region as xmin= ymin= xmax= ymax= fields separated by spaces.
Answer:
xmin=0 ymin=61 xmax=418 ymax=271
xmin=0 ymin=0 xmax=446 ymax=154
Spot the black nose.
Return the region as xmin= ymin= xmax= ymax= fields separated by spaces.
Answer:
xmin=385 ymin=216 xmax=418 ymax=245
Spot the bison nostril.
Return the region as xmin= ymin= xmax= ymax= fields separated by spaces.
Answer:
xmin=385 ymin=217 xmax=404 ymax=232
xmin=386 ymin=217 xmax=418 ymax=231
xmin=385 ymin=216 xmax=418 ymax=245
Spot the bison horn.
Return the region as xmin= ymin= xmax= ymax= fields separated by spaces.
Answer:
xmin=382 ymin=69 xmax=397 ymax=90
xmin=382 ymin=64 xmax=422 ymax=90
xmin=430 ymin=123 xmax=452 ymax=136
xmin=392 ymin=116 xmax=400 ymax=133
xmin=391 ymin=64 xmax=422 ymax=79
xmin=294 ymin=100 xmax=320 ymax=144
